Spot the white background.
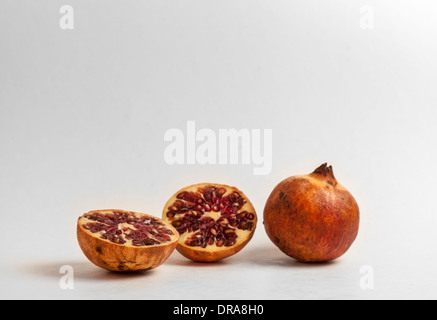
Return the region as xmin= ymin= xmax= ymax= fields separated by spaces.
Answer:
xmin=1 ymin=0 xmax=437 ymax=299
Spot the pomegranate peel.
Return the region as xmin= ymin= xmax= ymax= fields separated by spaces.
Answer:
xmin=263 ymin=163 xmax=360 ymax=262
xmin=77 ymin=209 xmax=179 ymax=272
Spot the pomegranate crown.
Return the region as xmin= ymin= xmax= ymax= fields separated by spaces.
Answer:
xmin=312 ymin=163 xmax=337 ymax=186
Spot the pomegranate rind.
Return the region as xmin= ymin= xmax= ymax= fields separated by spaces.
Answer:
xmin=77 ymin=209 xmax=179 ymax=272
xmin=162 ymin=183 xmax=257 ymax=262
xmin=176 ymin=233 xmax=255 ymax=262
xmin=263 ymin=169 xmax=360 ymax=263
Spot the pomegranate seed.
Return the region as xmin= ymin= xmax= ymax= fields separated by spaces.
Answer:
xmin=217 ymin=188 xmax=226 ymax=196
xmin=219 ymin=219 xmax=228 ymax=227
xmin=177 ymin=192 xmax=186 ymax=199
xmin=84 ymin=211 xmax=174 ymax=247
xmin=167 ymin=212 xmax=174 ymax=218
xmin=225 ymin=239 xmax=236 ymax=247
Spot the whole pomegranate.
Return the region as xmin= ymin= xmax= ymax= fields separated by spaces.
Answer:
xmin=77 ymin=209 xmax=179 ymax=272
xmin=162 ymin=183 xmax=257 ymax=262
xmin=263 ymin=163 xmax=359 ymax=262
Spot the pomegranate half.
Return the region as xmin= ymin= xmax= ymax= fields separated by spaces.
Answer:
xmin=263 ymin=164 xmax=360 ymax=262
xmin=77 ymin=209 xmax=179 ymax=272
xmin=162 ymin=183 xmax=257 ymax=262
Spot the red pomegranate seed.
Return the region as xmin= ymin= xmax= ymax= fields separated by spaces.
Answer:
xmin=83 ymin=211 xmax=174 ymax=247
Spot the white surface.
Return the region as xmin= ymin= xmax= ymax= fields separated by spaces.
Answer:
xmin=1 ymin=0 xmax=437 ymax=300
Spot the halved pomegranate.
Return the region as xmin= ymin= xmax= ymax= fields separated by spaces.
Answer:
xmin=162 ymin=183 xmax=257 ymax=262
xmin=77 ymin=209 xmax=179 ymax=272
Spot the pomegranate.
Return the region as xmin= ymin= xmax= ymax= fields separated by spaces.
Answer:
xmin=263 ymin=163 xmax=359 ymax=262
xmin=162 ymin=183 xmax=257 ymax=262
xmin=77 ymin=209 xmax=179 ymax=272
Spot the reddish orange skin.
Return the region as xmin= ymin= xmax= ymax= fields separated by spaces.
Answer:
xmin=263 ymin=164 xmax=359 ymax=262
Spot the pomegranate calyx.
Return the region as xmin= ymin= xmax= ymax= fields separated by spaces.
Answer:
xmin=312 ymin=163 xmax=337 ymax=186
